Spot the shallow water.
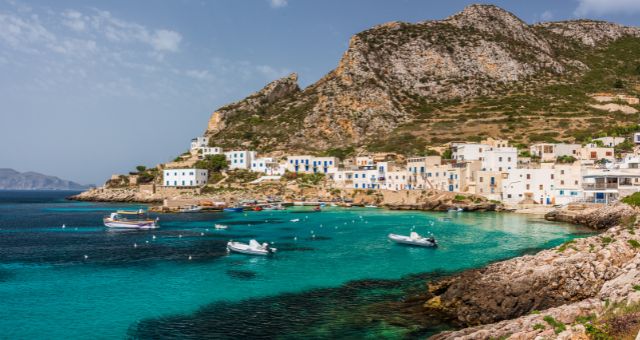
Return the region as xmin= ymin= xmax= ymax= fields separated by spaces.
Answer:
xmin=0 ymin=191 xmax=591 ymax=338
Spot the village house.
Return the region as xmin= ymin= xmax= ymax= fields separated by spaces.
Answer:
xmin=286 ymin=156 xmax=338 ymax=174
xmin=579 ymin=144 xmax=615 ymax=163
xmin=190 ymin=136 xmax=209 ymax=150
xmin=593 ymin=136 xmax=625 ymax=147
xmin=530 ymin=143 xmax=581 ymax=162
xmin=224 ymin=150 xmax=257 ymax=170
xmin=582 ymin=169 xmax=640 ymax=204
xmin=163 ymin=168 xmax=208 ymax=187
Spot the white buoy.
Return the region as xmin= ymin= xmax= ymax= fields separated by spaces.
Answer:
xmin=188 ymin=255 xmax=192 ymax=260
xmin=200 ymin=232 xmax=204 ymax=236
xmin=134 ymin=243 xmax=137 ymax=248
xmin=312 ymin=234 xmax=316 ymax=238
xmin=62 ymin=224 xmax=66 ymax=229
xmin=179 ymin=234 xmax=183 ymax=238
xmin=294 ymin=236 xmax=297 ymax=241
xmin=152 ymin=235 xmax=156 ymax=240
xmin=83 ymin=254 xmax=88 ymax=259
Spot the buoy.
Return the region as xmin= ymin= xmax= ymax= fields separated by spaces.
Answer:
xmin=152 ymin=235 xmax=156 ymax=240
xmin=83 ymin=254 xmax=88 ymax=259
xmin=294 ymin=236 xmax=297 ymax=241
xmin=62 ymin=224 xmax=66 ymax=229
xmin=188 ymin=255 xmax=192 ymax=260
xmin=134 ymin=243 xmax=137 ymax=248
xmin=179 ymin=234 xmax=182 ymax=238
xmin=200 ymin=232 xmax=204 ymax=236
xmin=312 ymin=234 xmax=316 ymax=238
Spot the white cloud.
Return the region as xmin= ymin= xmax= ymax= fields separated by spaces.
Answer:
xmin=62 ymin=10 xmax=85 ymax=31
xmin=256 ymin=64 xmax=291 ymax=79
xmin=269 ymin=0 xmax=288 ymax=8
xmin=184 ymin=69 xmax=210 ymax=80
xmin=574 ymin=0 xmax=640 ymax=16
xmin=149 ymin=29 xmax=182 ymax=52
xmin=540 ymin=10 xmax=554 ymax=21
xmin=0 ymin=12 xmax=55 ymax=49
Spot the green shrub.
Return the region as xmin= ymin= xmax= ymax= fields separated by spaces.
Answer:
xmin=543 ymin=315 xmax=566 ymax=334
xmin=557 ymin=240 xmax=576 ymax=252
xmin=600 ymin=236 xmax=613 ymax=245
xmin=194 ymin=154 xmax=228 ymax=173
xmin=454 ymin=195 xmax=466 ymax=201
xmin=532 ymin=323 xmax=545 ymax=330
xmin=622 ymin=192 xmax=640 ymax=207
xmin=628 ymin=240 xmax=640 ymax=249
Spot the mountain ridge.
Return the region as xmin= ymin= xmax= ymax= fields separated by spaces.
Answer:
xmin=0 ymin=168 xmax=90 ymax=190
xmin=204 ymin=4 xmax=640 ymax=155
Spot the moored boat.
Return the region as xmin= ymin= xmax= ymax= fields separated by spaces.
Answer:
xmin=179 ymin=205 xmax=202 ymax=213
xmin=103 ymin=210 xmax=159 ymax=229
xmin=214 ymin=224 xmax=228 ymax=230
xmin=226 ymin=239 xmax=276 ymax=256
xmin=388 ymin=232 xmax=437 ymax=247
xmin=223 ymin=207 xmax=244 ymax=213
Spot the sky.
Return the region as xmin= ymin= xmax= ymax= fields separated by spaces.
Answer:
xmin=1 ymin=0 xmax=640 ymax=185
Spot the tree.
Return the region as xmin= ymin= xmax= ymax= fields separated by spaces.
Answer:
xmin=135 ymin=165 xmax=147 ymax=173
xmin=442 ymin=149 xmax=453 ymax=159
xmin=195 ymin=154 xmax=228 ymax=172
xmin=556 ymin=155 xmax=577 ymax=164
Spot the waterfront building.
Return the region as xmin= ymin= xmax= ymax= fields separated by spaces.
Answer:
xmin=286 ymin=156 xmax=337 ymax=174
xmin=163 ymin=168 xmax=208 ymax=187
xmin=582 ymin=169 xmax=640 ymax=203
xmin=481 ymin=147 xmax=517 ymax=172
xmin=500 ymin=168 xmax=555 ymax=205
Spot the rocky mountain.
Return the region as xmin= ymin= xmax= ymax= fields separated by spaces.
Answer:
xmin=205 ymin=4 xmax=640 ymax=155
xmin=0 ymin=168 xmax=89 ymax=190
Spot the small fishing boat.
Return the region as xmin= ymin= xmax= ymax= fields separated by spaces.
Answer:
xmin=388 ymin=232 xmax=437 ymax=247
xmin=179 ymin=205 xmax=202 ymax=213
xmin=448 ymin=207 xmax=464 ymax=212
xmin=290 ymin=218 xmax=300 ymax=222
xmin=313 ymin=206 xmax=322 ymax=212
xmin=223 ymin=207 xmax=244 ymax=213
xmin=226 ymin=239 xmax=276 ymax=256
xmin=103 ymin=210 xmax=159 ymax=229
xmin=364 ymin=205 xmax=378 ymax=208
xmin=214 ymin=224 xmax=228 ymax=230
xmin=253 ymin=206 xmax=263 ymax=212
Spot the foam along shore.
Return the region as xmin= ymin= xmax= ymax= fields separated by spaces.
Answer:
xmin=423 ymin=204 xmax=640 ymax=339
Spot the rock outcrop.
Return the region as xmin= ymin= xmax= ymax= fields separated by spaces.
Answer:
xmin=545 ymin=203 xmax=636 ymax=229
xmin=204 ymin=4 xmax=640 ymax=152
xmin=425 ymin=217 xmax=640 ymax=339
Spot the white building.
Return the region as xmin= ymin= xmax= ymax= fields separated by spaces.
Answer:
xmin=633 ymin=133 xmax=640 ymax=145
xmin=224 ymin=150 xmax=256 ymax=170
xmin=501 ymin=168 xmax=555 ymax=205
xmin=286 ymin=156 xmax=338 ymax=174
xmin=481 ymin=147 xmax=517 ymax=172
xmin=251 ymin=157 xmax=285 ymax=175
xmin=593 ymin=136 xmax=625 ymax=147
xmin=163 ymin=168 xmax=208 ymax=187
xmin=579 ymin=145 xmax=615 ymax=162
xmin=190 ymin=137 xmax=210 ymax=150
xmin=530 ymin=143 xmax=580 ymax=162
xmin=452 ymin=143 xmax=490 ymax=162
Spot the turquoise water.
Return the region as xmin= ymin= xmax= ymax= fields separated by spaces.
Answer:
xmin=0 ymin=191 xmax=591 ymax=338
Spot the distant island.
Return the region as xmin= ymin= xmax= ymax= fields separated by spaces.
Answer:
xmin=0 ymin=168 xmax=90 ymax=190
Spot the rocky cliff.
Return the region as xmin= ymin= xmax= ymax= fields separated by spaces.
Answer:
xmin=205 ymin=4 xmax=640 ymax=154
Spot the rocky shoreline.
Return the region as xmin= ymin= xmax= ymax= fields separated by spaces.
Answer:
xmin=420 ymin=204 xmax=640 ymax=339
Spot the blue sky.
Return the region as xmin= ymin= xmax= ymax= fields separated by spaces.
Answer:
xmin=1 ymin=0 xmax=639 ymax=185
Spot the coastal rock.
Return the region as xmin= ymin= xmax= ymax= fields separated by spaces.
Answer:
xmin=544 ymin=203 xmax=636 ymax=229
xmin=424 ymin=222 xmax=640 ymax=330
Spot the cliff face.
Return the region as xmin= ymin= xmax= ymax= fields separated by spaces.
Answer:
xmin=205 ymin=4 xmax=640 ymax=153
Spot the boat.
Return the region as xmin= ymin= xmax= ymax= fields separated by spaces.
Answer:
xmin=214 ymin=224 xmax=228 ymax=230
xmin=226 ymin=239 xmax=276 ymax=256
xmin=290 ymin=218 xmax=300 ymax=222
xmin=313 ymin=206 xmax=322 ymax=212
xmin=223 ymin=207 xmax=244 ymax=213
xmin=364 ymin=205 xmax=378 ymax=208
xmin=103 ymin=210 xmax=159 ymax=229
xmin=253 ymin=206 xmax=263 ymax=211
xmin=448 ymin=207 xmax=464 ymax=212
xmin=179 ymin=205 xmax=202 ymax=213
xmin=388 ymin=232 xmax=437 ymax=247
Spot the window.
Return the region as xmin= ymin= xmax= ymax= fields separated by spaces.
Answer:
xmin=605 ymin=151 xmax=612 ymax=156
xmin=551 ymin=174 xmax=554 ymax=180
xmin=575 ymin=180 xmax=578 ymax=185
xmin=561 ymin=170 xmax=565 ymax=175
xmin=498 ymin=157 xmax=502 ymax=161
xmin=508 ymin=157 xmax=511 ymax=162
xmin=561 ymin=180 xmax=565 ymax=185
xmin=507 ymin=194 xmax=512 ymax=198
xmin=479 ymin=177 xmax=483 ymax=182
xmin=526 ymin=184 xmax=530 ymax=190
xmin=526 ymin=174 xmax=531 ymax=180
xmin=539 ymin=185 xmax=543 ymax=190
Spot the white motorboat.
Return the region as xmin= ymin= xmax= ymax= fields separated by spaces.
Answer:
xmin=364 ymin=205 xmax=378 ymax=208
xmin=103 ymin=210 xmax=159 ymax=229
xmin=388 ymin=232 xmax=437 ymax=247
xmin=290 ymin=218 xmax=300 ymax=222
xmin=226 ymin=239 xmax=276 ymax=256
xmin=214 ymin=224 xmax=228 ymax=230
xmin=179 ymin=205 xmax=202 ymax=213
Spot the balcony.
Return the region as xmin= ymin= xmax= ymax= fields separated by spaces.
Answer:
xmin=583 ymin=183 xmax=618 ymax=190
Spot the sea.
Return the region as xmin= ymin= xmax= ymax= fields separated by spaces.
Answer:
xmin=0 ymin=190 xmax=592 ymax=339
